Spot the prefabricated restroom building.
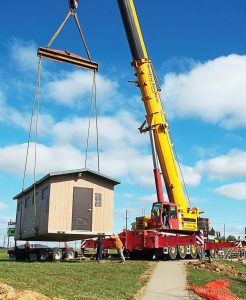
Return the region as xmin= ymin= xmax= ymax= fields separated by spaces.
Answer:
xmin=13 ymin=169 xmax=120 ymax=241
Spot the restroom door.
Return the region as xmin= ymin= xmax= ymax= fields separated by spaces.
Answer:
xmin=72 ymin=187 xmax=93 ymax=231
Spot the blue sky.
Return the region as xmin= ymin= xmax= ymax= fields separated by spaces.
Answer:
xmin=0 ymin=0 xmax=246 ymax=245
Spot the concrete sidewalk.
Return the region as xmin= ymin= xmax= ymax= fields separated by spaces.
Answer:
xmin=141 ymin=261 xmax=190 ymax=300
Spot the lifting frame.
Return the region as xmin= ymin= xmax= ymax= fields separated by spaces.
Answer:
xmin=37 ymin=47 xmax=98 ymax=71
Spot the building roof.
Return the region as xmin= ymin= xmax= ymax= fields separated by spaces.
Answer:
xmin=13 ymin=168 xmax=120 ymax=200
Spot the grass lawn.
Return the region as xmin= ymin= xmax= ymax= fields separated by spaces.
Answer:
xmin=187 ymin=260 xmax=246 ymax=299
xmin=0 ymin=250 xmax=154 ymax=300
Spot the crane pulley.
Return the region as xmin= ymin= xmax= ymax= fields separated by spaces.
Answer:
xmin=68 ymin=0 xmax=79 ymax=11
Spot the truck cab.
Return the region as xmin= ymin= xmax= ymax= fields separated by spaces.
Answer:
xmin=150 ymin=202 xmax=179 ymax=230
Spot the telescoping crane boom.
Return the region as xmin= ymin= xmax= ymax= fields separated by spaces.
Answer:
xmin=118 ymin=0 xmax=199 ymax=233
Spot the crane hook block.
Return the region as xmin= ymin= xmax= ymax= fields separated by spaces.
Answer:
xmin=68 ymin=0 xmax=79 ymax=10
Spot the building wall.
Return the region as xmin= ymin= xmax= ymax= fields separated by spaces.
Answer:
xmin=48 ymin=173 xmax=114 ymax=234
xmin=14 ymin=172 xmax=116 ymax=241
xmin=15 ymin=182 xmax=51 ymax=240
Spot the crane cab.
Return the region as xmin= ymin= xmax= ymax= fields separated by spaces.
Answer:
xmin=150 ymin=202 xmax=199 ymax=233
xmin=150 ymin=202 xmax=179 ymax=231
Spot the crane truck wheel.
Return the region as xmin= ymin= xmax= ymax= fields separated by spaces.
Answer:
xmin=52 ymin=248 xmax=62 ymax=262
xmin=65 ymin=249 xmax=75 ymax=260
xmin=177 ymin=245 xmax=187 ymax=259
xmin=38 ymin=249 xmax=48 ymax=262
xmin=189 ymin=245 xmax=198 ymax=259
xmin=168 ymin=246 xmax=177 ymax=260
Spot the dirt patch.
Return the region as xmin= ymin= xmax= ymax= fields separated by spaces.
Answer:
xmin=0 ymin=282 xmax=64 ymax=300
xmin=187 ymin=260 xmax=246 ymax=279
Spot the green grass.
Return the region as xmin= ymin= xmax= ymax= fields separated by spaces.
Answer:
xmin=187 ymin=260 xmax=246 ymax=299
xmin=0 ymin=249 xmax=8 ymax=260
xmin=0 ymin=250 xmax=154 ymax=300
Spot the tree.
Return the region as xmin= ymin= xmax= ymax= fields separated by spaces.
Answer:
xmin=226 ymin=235 xmax=236 ymax=242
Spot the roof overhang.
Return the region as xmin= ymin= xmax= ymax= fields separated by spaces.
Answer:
xmin=13 ymin=168 xmax=120 ymax=200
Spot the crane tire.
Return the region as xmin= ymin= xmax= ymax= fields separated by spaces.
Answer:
xmin=178 ymin=245 xmax=187 ymax=259
xmin=52 ymin=248 xmax=62 ymax=262
xmin=65 ymin=249 xmax=75 ymax=260
xmin=38 ymin=250 xmax=48 ymax=262
xmin=189 ymin=245 xmax=198 ymax=259
xmin=168 ymin=246 xmax=177 ymax=260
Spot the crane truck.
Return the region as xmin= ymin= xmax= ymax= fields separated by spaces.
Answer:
xmin=86 ymin=0 xmax=240 ymax=260
xmin=115 ymin=0 xmax=202 ymax=260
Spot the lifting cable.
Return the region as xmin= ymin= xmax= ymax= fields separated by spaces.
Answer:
xmin=22 ymin=57 xmax=42 ymax=229
xmin=22 ymin=3 xmax=100 ymax=230
xmin=159 ymin=98 xmax=192 ymax=207
xmin=47 ymin=8 xmax=91 ymax=61
xmin=151 ymin=64 xmax=192 ymax=207
xmin=46 ymin=4 xmax=100 ymax=171
xmin=172 ymin=144 xmax=192 ymax=208
xmin=84 ymin=71 xmax=100 ymax=172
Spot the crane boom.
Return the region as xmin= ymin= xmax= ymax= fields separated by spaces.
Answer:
xmin=118 ymin=0 xmax=189 ymax=211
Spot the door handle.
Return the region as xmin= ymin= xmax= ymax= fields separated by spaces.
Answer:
xmin=88 ymin=209 xmax=92 ymax=212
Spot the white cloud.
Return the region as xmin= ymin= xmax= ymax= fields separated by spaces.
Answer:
xmin=45 ymin=70 xmax=119 ymax=108
xmin=189 ymin=197 xmax=207 ymax=204
xmin=162 ymin=54 xmax=246 ymax=128
xmin=0 ymin=202 xmax=9 ymax=211
xmin=50 ymin=111 xmax=146 ymax=148
xmin=0 ymin=140 xmax=151 ymax=187
xmin=85 ymin=147 xmax=154 ymax=187
xmin=0 ymin=143 xmax=83 ymax=176
xmin=10 ymin=39 xmax=38 ymax=72
xmin=180 ymin=164 xmax=201 ymax=186
xmin=0 ymin=85 xmax=28 ymax=128
xmin=196 ymin=149 xmax=246 ymax=180
xmin=0 ymin=96 xmax=201 ymax=189
xmin=193 ymin=146 xmax=218 ymax=159
xmin=215 ymin=182 xmax=246 ymax=200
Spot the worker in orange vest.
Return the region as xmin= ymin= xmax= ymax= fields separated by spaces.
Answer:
xmin=110 ymin=234 xmax=125 ymax=263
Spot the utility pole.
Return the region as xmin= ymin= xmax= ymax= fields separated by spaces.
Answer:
xmin=224 ymin=224 xmax=226 ymax=241
xmin=125 ymin=209 xmax=129 ymax=231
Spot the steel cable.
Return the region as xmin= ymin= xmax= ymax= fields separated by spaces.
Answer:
xmin=84 ymin=71 xmax=100 ymax=172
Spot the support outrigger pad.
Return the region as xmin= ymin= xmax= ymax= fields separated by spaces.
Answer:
xmin=37 ymin=47 xmax=98 ymax=71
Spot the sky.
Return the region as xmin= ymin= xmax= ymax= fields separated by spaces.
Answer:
xmin=0 ymin=0 xmax=246 ymax=246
